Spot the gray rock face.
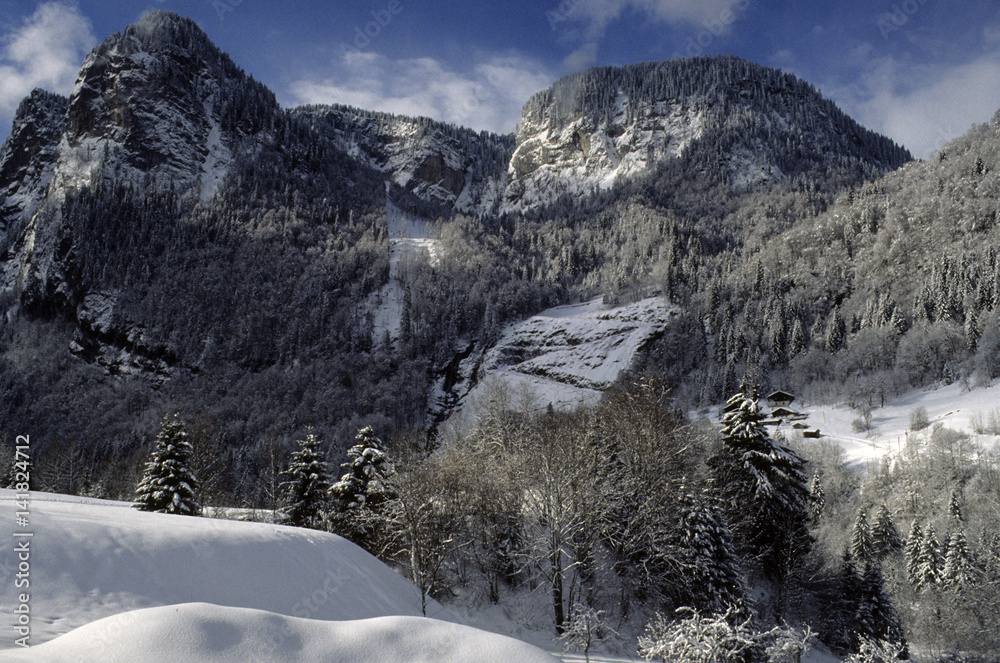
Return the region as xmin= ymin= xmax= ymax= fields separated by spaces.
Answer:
xmin=293 ymin=105 xmax=512 ymax=216
xmin=503 ymin=93 xmax=709 ymax=215
xmin=52 ymin=11 xmax=252 ymax=199
xmin=0 ymin=90 xmax=67 ymax=234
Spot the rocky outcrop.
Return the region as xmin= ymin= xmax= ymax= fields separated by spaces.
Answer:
xmin=0 ymin=90 xmax=67 ymax=234
xmin=293 ymin=105 xmax=512 ymax=216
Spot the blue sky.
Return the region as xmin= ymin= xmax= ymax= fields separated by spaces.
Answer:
xmin=1 ymin=1 xmax=999 ymax=158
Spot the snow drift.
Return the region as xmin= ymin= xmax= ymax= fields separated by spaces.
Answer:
xmin=0 ymin=490 xmax=554 ymax=661
xmin=2 ymin=602 xmax=558 ymax=663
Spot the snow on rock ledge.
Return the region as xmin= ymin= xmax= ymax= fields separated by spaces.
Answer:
xmin=437 ymin=297 xmax=678 ymax=419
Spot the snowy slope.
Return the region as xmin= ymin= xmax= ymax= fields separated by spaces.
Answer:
xmin=703 ymin=381 xmax=1000 ymax=468
xmin=436 ymin=297 xmax=678 ymax=418
xmin=3 ymin=603 xmax=558 ymax=663
xmin=0 ymin=491 xmax=440 ymax=641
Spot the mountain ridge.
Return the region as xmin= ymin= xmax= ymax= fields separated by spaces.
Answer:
xmin=0 ymin=9 xmax=941 ymax=502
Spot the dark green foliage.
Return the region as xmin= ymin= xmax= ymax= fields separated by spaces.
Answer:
xmin=329 ymin=426 xmax=396 ymax=550
xmin=710 ymin=385 xmax=812 ymax=581
xmin=941 ymin=528 xmax=974 ymax=589
xmin=674 ymin=489 xmax=746 ymax=614
xmin=857 ymin=564 xmax=905 ymax=648
xmin=279 ymin=432 xmax=330 ymax=530
xmin=870 ymin=506 xmax=903 ymax=561
xmin=850 ymin=508 xmax=875 ymax=564
xmin=133 ymin=413 xmax=201 ymax=516
xmin=914 ymin=525 xmax=942 ymax=591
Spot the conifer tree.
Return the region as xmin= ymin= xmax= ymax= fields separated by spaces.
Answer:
xmin=858 ymin=563 xmax=905 ymax=647
xmin=710 ymin=383 xmax=811 ymax=581
xmin=808 ymin=473 xmax=825 ymax=521
xmin=915 ymin=525 xmax=941 ymax=591
xmin=789 ymin=319 xmax=805 ymax=359
xmin=826 ymin=308 xmax=847 ymax=353
xmin=942 ymin=528 xmax=974 ymax=589
xmin=904 ymin=520 xmax=922 ymax=585
xmin=871 ymin=505 xmax=903 ymax=561
xmin=329 ymin=426 xmax=395 ymax=549
xmin=134 ymin=414 xmax=201 ymax=516
xmin=279 ymin=431 xmax=331 ymax=530
xmin=850 ymin=508 xmax=875 ymax=564
xmin=674 ymin=489 xmax=746 ymax=614
xmin=834 ymin=553 xmax=864 ymax=651
xmin=948 ymin=490 xmax=964 ymax=522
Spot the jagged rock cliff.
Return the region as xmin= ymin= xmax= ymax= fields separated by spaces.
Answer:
xmin=502 ymin=57 xmax=911 ymax=215
xmin=292 ymin=105 xmax=512 ymax=216
xmin=0 ymin=90 xmax=67 ymax=235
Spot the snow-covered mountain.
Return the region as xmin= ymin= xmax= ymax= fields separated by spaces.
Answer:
xmin=0 ymin=90 xmax=67 ymax=234
xmin=0 ymin=10 xmax=921 ymax=478
xmin=502 ymin=58 xmax=910 ymax=215
xmin=53 ymin=11 xmax=273 ymax=198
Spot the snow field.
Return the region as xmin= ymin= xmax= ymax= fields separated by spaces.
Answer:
xmin=1 ymin=603 xmax=558 ymax=663
xmin=0 ymin=490 xmax=555 ymax=661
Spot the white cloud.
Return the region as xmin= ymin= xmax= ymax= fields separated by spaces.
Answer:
xmin=0 ymin=2 xmax=96 ymax=115
xmin=288 ymin=50 xmax=556 ymax=135
xmin=549 ymin=0 xmax=747 ymax=69
xmin=826 ymin=52 xmax=1000 ymax=160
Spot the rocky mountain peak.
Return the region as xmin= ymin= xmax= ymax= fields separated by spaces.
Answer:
xmin=502 ymin=56 xmax=912 ymax=215
xmin=54 ymin=10 xmax=275 ymax=198
xmin=0 ymin=89 xmax=67 ymax=233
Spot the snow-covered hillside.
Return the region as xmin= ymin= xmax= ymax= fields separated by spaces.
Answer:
xmin=0 ymin=491 xmax=556 ymax=661
xmin=435 ymin=297 xmax=678 ymax=419
xmin=702 ymin=381 xmax=1000 ymax=468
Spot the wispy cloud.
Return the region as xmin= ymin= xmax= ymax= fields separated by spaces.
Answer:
xmin=550 ymin=0 xmax=746 ymax=69
xmin=0 ymin=2 xmax=96 ymax=115
xmin=288 ymin=51 xmax=556 ymax=134
xmin=827 ymin=51 xmax=1000 ymax=159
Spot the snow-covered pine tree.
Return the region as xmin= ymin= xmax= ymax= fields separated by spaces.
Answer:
xmin=279 ymin=431 xmax=331 ymax=530
xmin=133 ymin=413 xmax=201 ymax=516
xmin=330 ymin=426 xmax=392 ymax=510
xmin=948 ymin=490 xmax=964 ymax=522
xmin=850 ymin=508 xmax=875 ymax=563
xmin=710 ymin=383 xmax=811 ymax=580
xmin=808 ymin=474 xmax=825 ymax=521
xmin=939 ymin=531 xmax=952 ymax=566
xmin=871 ymin=505 xmax=903 ymax=561
xmin=827 ymin=308 xmax=847 ymax=353
xmin=789 ymin=319 xmax=805 ymax=359
xmin=832 ymin=552 xmax=864 ymax=652
xmin=915 ymin=525 xmax=942 ymax=592
xmin=858 ymin=563 xmax=904 ymax=647
xmin=941 ymin=528 xmax=974 ymax=589
xmin=674 ymin=488 xmax=746 ymax=614
xmin=329 ymin=426 xmax=395 ymax=548
xmin=904 ymin=520 xmax=922 ymax=586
